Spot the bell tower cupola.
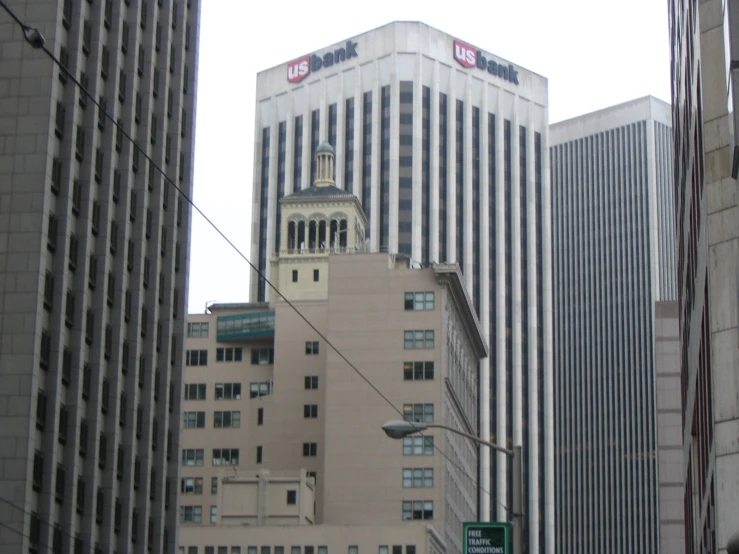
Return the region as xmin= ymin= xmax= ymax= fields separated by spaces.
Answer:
xmin=315 ymin=141 xmax=335 ymax=187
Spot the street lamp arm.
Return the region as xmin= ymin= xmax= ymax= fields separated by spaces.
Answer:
xmin=425 ymin=423 xmax=514 ymax=456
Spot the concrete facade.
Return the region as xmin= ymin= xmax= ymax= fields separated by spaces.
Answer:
xmin=249 ymin=21 xmax=554 ymax=553
xmin=654 ymin=301 xmax=685 ymax=554
xmin=668 ymin=0 xmax=739 ymax=551
xmin=550 ymin=96 xmax=676 ymax=553
xmin=181 ymin=253 xmax=486 ymax=554
xmin=181 ymin=153 xmax=487 ymax=554
xmin=0 ymin=1 xmax=200 ymax=553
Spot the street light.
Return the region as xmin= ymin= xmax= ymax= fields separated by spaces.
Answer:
xmin=382 ymin=420 xmax=523 ymax=554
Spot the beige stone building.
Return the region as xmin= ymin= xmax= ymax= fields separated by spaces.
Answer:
xmin=179 ymin=145 xmax=487 ymax=554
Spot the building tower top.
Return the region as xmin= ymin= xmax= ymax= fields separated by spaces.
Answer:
xmin=315 ymin=141 xmax=335 ymax=187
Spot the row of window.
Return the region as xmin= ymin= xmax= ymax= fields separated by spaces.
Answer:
xmin=180 ymin=546 xmax=418 ymax=554
xmin=183 ymin=360 xmax=427 ymax=405
xmin=185 ymin=347 xmax=277 ymax=366
xmin=183 ymin=411 xmax=241 ymax=428
xmin=182 ymin=501 xmax=432 ymax=523
xmin=181 ymin=436 xmax=432 ymax=468
xmin=291 ymin=269 xmax=320 ymax=282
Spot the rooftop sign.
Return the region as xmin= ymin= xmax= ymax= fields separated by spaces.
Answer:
xmin=287 ymin=41 xmax=358 ymax=83
xmin=453 ymin=40 xmax=519 ymax=85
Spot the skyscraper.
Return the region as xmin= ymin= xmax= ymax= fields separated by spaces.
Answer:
xmin=668 ymin=0 xmax=739 ymax=551
xmin=0 ymin=0 xmax=200 ymax=552
xmin=550 ymin=96 xmax=677 ymax=554
xmin=249 ymin=21 xmax=553 ymax=553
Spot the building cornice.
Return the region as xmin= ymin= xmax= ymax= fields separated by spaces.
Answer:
xmin=433 ymin=263 xmax=488 ymax=359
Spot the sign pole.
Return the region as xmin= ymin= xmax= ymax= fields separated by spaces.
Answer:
xmin=512 ymin=446 xmax=523 ymax=554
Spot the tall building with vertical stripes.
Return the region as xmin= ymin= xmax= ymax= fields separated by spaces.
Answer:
xmin=249 ymin=21 xmax=553 ymax=553
xmin=0 ymin=0 xmax=200 ymax=553
xmin=550 ymin=96 xmax=677 ymax=554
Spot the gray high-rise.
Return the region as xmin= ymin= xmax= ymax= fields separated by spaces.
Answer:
xmin=249 ymin=21 xmax=554 ymax=553
xmin=0 ymin=0 xmax=200 ymax=552
xmin=550 ymin=96 xmax=677 ymax=553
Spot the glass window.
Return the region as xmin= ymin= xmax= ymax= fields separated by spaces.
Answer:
xmin=210 ymin=506 xmax=217 ymax=523
xmin=404 ymin=292 xmax=434 ymax=310
xmin=402 ymin=500 xmax=433 ymax=520
xmin=402 ymin=404 xmax=433 ymax=423
xmin=402 ymin=436 xmax=433 ymax=456
xmin=403 ymin=362 xmax=434 ymax=381
xmin=402 ymin=468 xmax=433 ymax=488
xmin=403 ymin=330 xmax=434 ymax=349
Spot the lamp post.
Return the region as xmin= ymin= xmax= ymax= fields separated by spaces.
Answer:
xmin=382 ymin=420 xmax=523 ymax=554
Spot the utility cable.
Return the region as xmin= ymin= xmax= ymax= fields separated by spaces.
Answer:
xmin=0 ymin=0 xmax=510 ymax=517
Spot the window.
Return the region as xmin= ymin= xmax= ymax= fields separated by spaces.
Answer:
xmin=210 ymin=506 xmax=217 ymax=524
xmin=85 ymin=309 xmax=94 ymax=345
xmin=211 ymin=477 xmax=218 ymax=494
xmin=249 ymin=382 xmax=272 ymax=398
xmin=403 ymin=468 xmax=433 ymax=488
xmin=36 ymin=389 xmax=47 ymax=430
xmin=187 ymin=322 xmax=209 ymax=338
xmin=256 ymin=446 xmax=262 ymax=464
xmin=303 ymin=405 xmax=318 ymax=419
xmin=403 ymin=436 xmax=434 ymax=456
xmin=88 ymin=254 xmax=98 ymax=289
xmin=186 ymin=350 xmax=208 ymax=366
xmin=107 ymin=273 xmax=115 ymax=307
xmin=184 ymin=384 xmax=207 ymax=400
xmin=214 ymin=383 xmax=241 ymax=400
xmin=94 ymin=148 xmax=103 ymax=182
xmin=71 ymin=179 xmax=81 ymax=215
xmin=51 ymin=157 xmax=62 ymax=194
xmin=404 ymin=361 xmax=434 ymax=381
xmin=58 ymin=405 xmax=69 ymax=444
xmin=39 ymin=329 xmax=51 ymax=368
xmin=55 ymin=102 xmax=65 ymax=138
xmin=292 ymin=270 xmax=298 ymax=282
xmin=402 ymin=404 xmax=434 ymax=423
xmin=47 ymin=213 xmax=58 ymax=252
xmin=216 ymin=347 xmax=243 ymax=362
xmin=404 ymin=292 xmax=435 ymax=311
xmin=214 ymin=411 xmax=240 ymax=428
xmin=55 ymin=464 xmax=65 ymax=502
xmin=183 ymin=412 xmax=205 ymax=429
xmin=257 ymin=407 xmax=263 ymax=425
xmin=180 ymin=506 xmax=202 ymax=523
xmin=303 ymin=442 xmax=317 ymax=457
xmin=180 ymin=478 xmax=203 ymax=494
xmin=212 ymin=449 xmax=239 ymax=466
xmin=32 ymin=451 xmax=43 ymax=491
xmin=305 ymin=376 xmax=318 ymax=390
xmin=313 ymin=269 xmax=319 ymax=282
xmin=402 ymin=501 xmax=433 ymax=520
xmin=305 ymin=341 xmax=319 ymax=355
xmin=182 ymin=449 xmax=204 ymax=466
xmin=403 ymin=330 xmax=434 ymax=349
xmin=250 ymin=348 xmax=274 ymax=365
xmin=68 ymin=234 xmax=78 ymax=270
xmin=286 ymin=490 xmax=297 ymax=505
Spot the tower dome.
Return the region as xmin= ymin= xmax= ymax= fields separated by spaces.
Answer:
xmin=314 ymin=141 xmax=335 ymax=187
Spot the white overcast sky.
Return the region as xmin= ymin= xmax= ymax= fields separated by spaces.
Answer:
xmin=187 ymin=0 xmax=670 ymax=314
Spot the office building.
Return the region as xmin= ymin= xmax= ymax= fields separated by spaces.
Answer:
xmin=249 ymin=21 xmax=553 ymax=552
xmin=0 ymin=0 xmax=200 ymax=552
xmin=180 ymin=145 xmax=486 ymax=554
xmin=668 ymin=0 xmax=739 ymax=551
xmin=550 ymin=96 xmax=678 ymax=553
